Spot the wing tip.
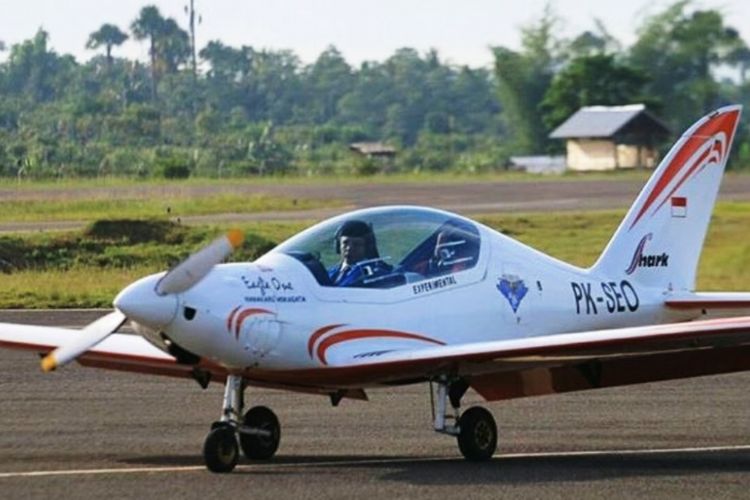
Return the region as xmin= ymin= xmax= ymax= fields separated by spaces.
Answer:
xmin=40 ymin=354 xmax=57 ymax=372
xmin=227 ymin=229 xmax=244 ymax=249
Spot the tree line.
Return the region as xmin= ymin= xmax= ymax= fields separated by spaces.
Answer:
xmin=1 ymin=0 xmax=749 ymax=178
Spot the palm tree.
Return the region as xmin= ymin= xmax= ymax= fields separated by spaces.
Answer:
xmin=130 ymin=5 xmax=166 ymax=100
xmin=158 ymin=18 xmax=190 ymax=74
xmin=86 ymin=24 xmax=128 ymax=67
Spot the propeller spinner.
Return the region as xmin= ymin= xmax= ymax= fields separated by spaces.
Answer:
xmin=40 ymin=230 xmax=244 ymax=371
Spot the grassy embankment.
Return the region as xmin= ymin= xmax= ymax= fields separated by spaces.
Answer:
xmin=0 ymin=201 xmax=749 ymax=308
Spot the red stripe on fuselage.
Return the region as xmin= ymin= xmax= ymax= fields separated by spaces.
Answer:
xmin=307 ymin=324 xmax=346 ymax=358
xmin=226 ymin=305 xmax=241 ymax=333
xmin=315 ymin=329 xmax=445 ymax=365
xmin=233 ymin=308 xmax=273 ymax=339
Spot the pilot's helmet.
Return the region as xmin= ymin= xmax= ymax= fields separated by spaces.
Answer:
xmin=334 ymin=220 xmax=379 ymax=259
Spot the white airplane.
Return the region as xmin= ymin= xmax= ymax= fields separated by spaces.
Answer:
xmin=2 ymin=106 xmax=750 ymax=473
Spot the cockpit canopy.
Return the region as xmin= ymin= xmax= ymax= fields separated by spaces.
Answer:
xmin=271 ymin=207 xmax=481 ymax=289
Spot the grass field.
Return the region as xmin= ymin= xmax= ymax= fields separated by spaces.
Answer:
xmin=0 ymin=202 xmax=748 ymax=308
xmin=0 ymin=193 xmax=342 ymax=222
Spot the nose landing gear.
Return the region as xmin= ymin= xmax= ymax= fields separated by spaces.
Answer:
xmin=203 ymin=374 xmax=281 ymax=473
xmin=203 ymin=425 xmax=239 ymax=473
xmin=239 ymin=405 xmax=280 ymax=460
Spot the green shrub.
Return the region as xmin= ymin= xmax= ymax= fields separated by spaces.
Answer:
xmin=84 ymin=219 xmax=188 ymax=244
xmin=161 ymin=161 xmax=191 ymax=179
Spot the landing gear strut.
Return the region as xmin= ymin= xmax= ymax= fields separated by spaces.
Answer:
xmin=431 ymin=376 xmax=497 ymax=461
xmin=202 ymin=374 xmax=281 ymax=473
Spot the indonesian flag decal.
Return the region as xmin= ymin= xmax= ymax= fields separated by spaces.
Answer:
xmin=628 ymin=109 xmax=740 ymax=230
xmin=671 ymin=196 xmax=687 ymax=217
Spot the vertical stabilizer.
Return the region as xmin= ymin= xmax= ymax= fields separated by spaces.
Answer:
xmin=590 ymin=105 xmax=741 ymax=291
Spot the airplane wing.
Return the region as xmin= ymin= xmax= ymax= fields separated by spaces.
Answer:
xmin=289 ymin=315 xmax=750 ymax=401
xmin=665 ymin=291 xmax=750 ymax=314
xmin=0 ymin=322 xmax=208 ymax=378
xmin=4 ymin=316 xmax=750 ymax=403
xmin=0 ymin=321 xmax=368 ymax=399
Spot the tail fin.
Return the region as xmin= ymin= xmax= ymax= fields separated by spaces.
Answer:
xmin=590 ymin=105 xmax=742 ymax=291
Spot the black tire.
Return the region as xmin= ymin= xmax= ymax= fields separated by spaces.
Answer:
xmin=210 ymin=420 xmax=232 ymax=431
xmin=203 ymin=426 xmax=239 ymax=473
xmin=457 ymin=406 xmax=497 ymax=461
xmin=239 ymin=406 xmax=281 ymax=460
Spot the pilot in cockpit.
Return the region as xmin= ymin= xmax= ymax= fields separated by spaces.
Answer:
xmin=329 ymin=220 xmax=392 ymax=286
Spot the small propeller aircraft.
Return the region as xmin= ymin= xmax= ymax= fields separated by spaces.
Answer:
xmin=2 ymin=106 xmax=750 ymax=473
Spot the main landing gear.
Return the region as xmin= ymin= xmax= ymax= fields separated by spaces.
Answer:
xmin=203 ymin=374 xmax=281 ymax=473
xmin=202 ymin=374 xmax=493 ymax=471
xmin=431 ymin=376 xmax=497 ymax=461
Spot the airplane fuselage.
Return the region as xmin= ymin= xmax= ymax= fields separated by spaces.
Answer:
xmin=145 ymin=218 xmax=695 ymax=382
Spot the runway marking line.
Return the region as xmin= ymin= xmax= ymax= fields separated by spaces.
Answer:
xmin=1 ymin=444 xmax=748 ymax=479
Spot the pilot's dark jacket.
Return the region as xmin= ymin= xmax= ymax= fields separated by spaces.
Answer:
xmin=328 ymin=260 xmax=392 ymax=286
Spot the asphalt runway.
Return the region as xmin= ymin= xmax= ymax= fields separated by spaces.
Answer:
xmin=0 ymin=311 xmax=748 ymax=499
xmin=4 ymin=174 xmax=750 ymax=233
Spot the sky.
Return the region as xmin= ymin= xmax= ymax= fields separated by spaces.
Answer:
xmin=2 ymin=0 xmax=750 ymax=68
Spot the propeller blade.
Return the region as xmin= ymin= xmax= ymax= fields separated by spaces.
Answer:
xmin=155 ymin=230 xmax=244 ymax=296
xmin=40 ymin=310 xmax=127 ymax=372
